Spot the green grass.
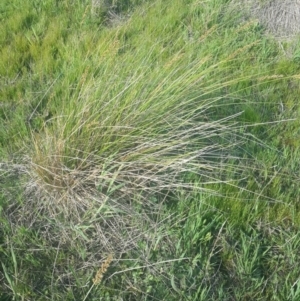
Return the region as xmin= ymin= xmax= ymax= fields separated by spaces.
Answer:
xmin=1 ymin=0 xmax=300 ymax=300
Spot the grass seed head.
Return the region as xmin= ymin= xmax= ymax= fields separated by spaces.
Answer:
xmin=93 ymin=254 xmax=114 ymax=285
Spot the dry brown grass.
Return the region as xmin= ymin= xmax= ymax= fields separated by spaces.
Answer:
xmin=232 ymin=0 xmax=300 ymax=39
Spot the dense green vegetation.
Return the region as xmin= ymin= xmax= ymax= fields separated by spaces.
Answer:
xmin=1 ymin=0 xmax=300 ymax=300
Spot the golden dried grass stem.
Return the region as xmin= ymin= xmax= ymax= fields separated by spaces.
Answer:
xmin=93 ymin=253 xmax=114 ymax=285
xmin=83 ymin=254 xmax=114 ymax=301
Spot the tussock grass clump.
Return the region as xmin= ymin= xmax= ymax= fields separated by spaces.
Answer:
xmin=22 ymin=32 xmax=250 ymax=220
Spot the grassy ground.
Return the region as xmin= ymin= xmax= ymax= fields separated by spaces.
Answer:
xmin=1 ymin=0 xmax=300 ymax=300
